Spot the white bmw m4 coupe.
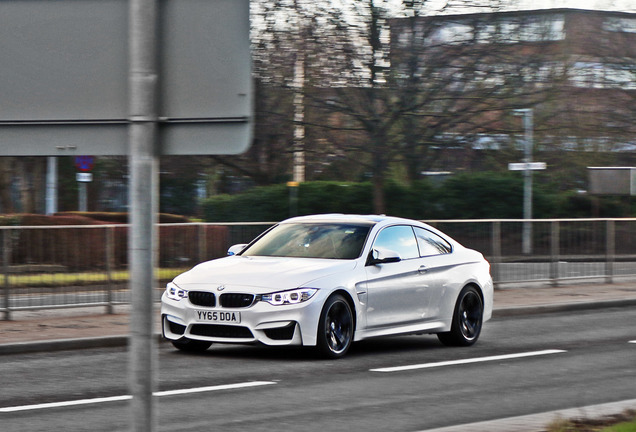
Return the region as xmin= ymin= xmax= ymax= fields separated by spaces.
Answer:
xmin=161 ymin=214 xmax=493 ymax=358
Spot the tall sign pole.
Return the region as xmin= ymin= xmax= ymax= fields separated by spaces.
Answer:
xmin=511 ymin=109 xmax=540 ymax=255
xmin=128 ymin=0 xmax=159 ymax=431
xmin=521 ymin=109 xmax=533 ymax=255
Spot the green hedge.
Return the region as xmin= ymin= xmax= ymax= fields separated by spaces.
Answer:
xmin=201 ymin=182 xmax=373 ymax=222
xmin=201 ymin=180 xmax=451 ymax=222
xmin=201 ymin=174 xmax=635 ymax=222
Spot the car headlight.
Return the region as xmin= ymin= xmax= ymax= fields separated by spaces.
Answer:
xmin=258 ymin=288 xmax=317 ymax=306
xmin=166 ymin=282 xmax=188 ymax=301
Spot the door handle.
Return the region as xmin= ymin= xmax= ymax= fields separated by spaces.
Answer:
xmin=418 ymin=265 xmax=428 ymax=274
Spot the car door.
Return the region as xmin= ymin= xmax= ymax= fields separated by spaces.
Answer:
xmin=364 ymin=225 xmax=435 ymax=330
xmin=412 ymin=226 xmax=456 ymax=320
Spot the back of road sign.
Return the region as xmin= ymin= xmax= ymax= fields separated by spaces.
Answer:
xmin=0 ymin=0 xmax=251 ymax=156
xmin=508 ymin=162 xmax=547 ymax=171
xmin=588 ymin=167 xmax=636 ymax=196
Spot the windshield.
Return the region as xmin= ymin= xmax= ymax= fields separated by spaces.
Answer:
xmin=242 ymin=223 xmax=372 ymax=259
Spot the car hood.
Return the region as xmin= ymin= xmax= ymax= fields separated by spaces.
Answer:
xmin=172 ymin=256 xmax=358 ymax=292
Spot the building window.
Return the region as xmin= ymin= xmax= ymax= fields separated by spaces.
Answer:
xmin=428 ymin=22 xmax=474 ymax=45
xmin=569 ymin=62 xmax=636 ymax=90
xmin=476 ymin=14 xmax=565 ymax=44
xmin=603 ymin=17 xmax=636 ymax=33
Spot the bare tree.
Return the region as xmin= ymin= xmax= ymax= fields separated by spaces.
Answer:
xmin=224 ymin=1 xmax=630 ymax=214
xmin=299 ymin=0 xmax=568 ymax=213
xmin=0 ymin=157 xmax=14 ymax=213
xmin=0 ymin=157 xmax=47 ymax=213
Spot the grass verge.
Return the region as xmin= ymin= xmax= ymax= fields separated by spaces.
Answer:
xmin=3 ymin=268 xmax=189 ymax=288
xmin=547 ymin=410 xmax=636 ymax=432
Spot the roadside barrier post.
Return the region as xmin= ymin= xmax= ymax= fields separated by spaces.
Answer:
xmin=550 ymin=221 xmax=560 ymax=286
xmin=491 ymin=221 xmax=502 ymax=287
xmin=606 ymin=220 xmax=615 ymax=284
xmin=105 ymin=226 xmax=115 ymax=315
xmin=2 ymin=229 xmax=10 ymax=321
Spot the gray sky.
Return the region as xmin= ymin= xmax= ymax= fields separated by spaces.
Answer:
xmin=513 ymin=0 xmax=635 ymax=12
xmin=385 ymin=0 xmax=636 ymax=14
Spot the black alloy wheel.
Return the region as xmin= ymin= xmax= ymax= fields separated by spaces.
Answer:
xmin=317 ymin=294 xmax=354 ymax=359
xmin=438 ymin=285 xmax=483 ymax=347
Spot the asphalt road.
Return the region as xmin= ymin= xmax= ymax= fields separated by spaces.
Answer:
xmin=1 ymin=307 xmax=635 ymax=432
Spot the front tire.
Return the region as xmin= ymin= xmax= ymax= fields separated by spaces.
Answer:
xmin=316 ymin=294 xmax=354 ymax=359
xmin=438 ymin=285 xmax=483 ymax=347
xmin=171 ymin=338 xmax=212 ymax=353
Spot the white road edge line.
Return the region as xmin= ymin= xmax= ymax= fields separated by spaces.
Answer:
xmin=370 ymin=349 xmax=567 ymax=373
xmin=0 ymin=381 xmax=276 ymax=413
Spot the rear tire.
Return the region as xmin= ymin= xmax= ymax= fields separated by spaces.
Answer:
xmin=438 ymin=285 xmax=483 ymax=347
xmin=316 ymin=294 xmax=354 ymax=359
xmin=171 ymin=338 xmax=212 ymax=352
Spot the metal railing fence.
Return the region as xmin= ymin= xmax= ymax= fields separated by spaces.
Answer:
xmin=428 ymin=218 xmax=636 ymax=285
xmin=1 ymin=222 xmax=273 ymax=320
xmin=2 ymin=218 xmax=635 ymax=319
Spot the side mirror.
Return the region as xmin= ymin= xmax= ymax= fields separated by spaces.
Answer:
xmin=227 ymin=244 xmax=248 ymax=256
xmin=367 ymin=247 xmax=402 ymax=266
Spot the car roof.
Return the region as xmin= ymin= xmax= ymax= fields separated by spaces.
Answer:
xmin=280 ymin=214 xmax=422 ymax=226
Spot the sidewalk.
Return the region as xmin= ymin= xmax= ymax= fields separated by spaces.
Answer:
xmin=1 ymin=282 xmax=635 ymax=352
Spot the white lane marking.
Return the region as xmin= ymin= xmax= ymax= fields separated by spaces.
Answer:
xmin=0 ymin=395 xmax=132 ymax=413
xmin=154 ymin=381 xmax=276 ymax=397
xmin=629 ymin=340 xmax=636 ymax=344
xmin=0 ymin=381 xmax=276 ymax=413
xmin=370 ymin=349 xmax=567 ymax=373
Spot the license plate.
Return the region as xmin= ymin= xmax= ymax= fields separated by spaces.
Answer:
xmin=195 ymin=310 xmax=241 ymax=323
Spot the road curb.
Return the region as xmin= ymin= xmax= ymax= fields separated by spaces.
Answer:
xmin=0 ymin=336 xmax=128 ymax=355
xmin=0 ymin=334 xmax=165 ymax=355
xmin=493 ymin=298 xmax=636 ymax=318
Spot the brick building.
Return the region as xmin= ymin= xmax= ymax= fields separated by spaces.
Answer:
xmin=388 ymin=8 xmax=636 ymax=181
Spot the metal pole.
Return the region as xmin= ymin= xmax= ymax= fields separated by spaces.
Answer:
xmin=521 ymin=109 xmax=533 ymax=255
xmin=292 ymin=54 xmax=305 ymax=183
xmin=105 ymin=226 xmax=115 ymax=315
xmin=550 ymin=220 xmax=560 ymax=286
xmin=605 ymin=220 xmax=615 ymax=284
xmin=128 ymin=0 xmax=159 ymax=431
xmin=45 ymin=157 xmax=57 ymax=215
xmin=79 ymin=182 xmax=87 ymax=212
xmin=490 ymin=221 xmax=502 ymax=287
xmin=198 ymin=224 xmax=207 ymax=263
xmin=288 ymin=182 xmax=299 ymax=217
xmin=2 ymin=229 xmax=11 ymax=321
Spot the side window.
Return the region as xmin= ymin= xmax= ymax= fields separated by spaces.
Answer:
xmin=414 ymin=227 xmax=452 ymax=256
xmin=372 ymin=225 xmax=419 ymax=260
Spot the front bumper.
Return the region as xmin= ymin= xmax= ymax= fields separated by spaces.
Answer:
xmin=161 ymin=291 xmax=325 ymax=347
